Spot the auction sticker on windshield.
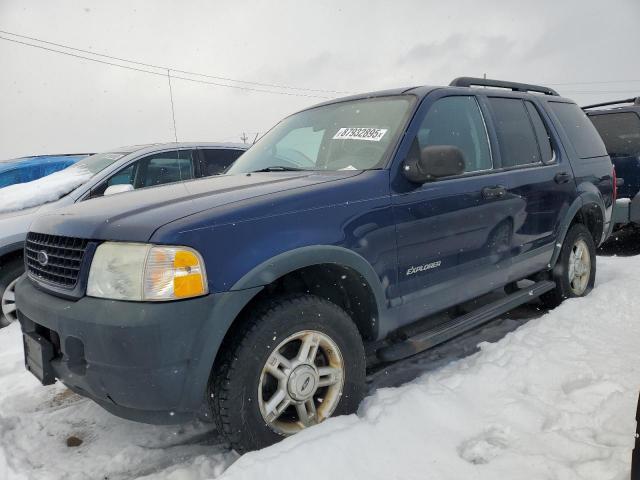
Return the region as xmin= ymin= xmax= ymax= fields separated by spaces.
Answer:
xmin=333 ymin=127 xmax=388 ymax=142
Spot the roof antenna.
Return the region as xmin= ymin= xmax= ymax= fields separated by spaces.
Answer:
xmin=167 ymin=69 xmax=178 ymax=143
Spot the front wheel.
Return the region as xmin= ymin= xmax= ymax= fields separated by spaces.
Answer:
xmin=541 ymin=223 xmax=596 ymax=308
xmin=210 ymin=294 xmax=366 ymax=453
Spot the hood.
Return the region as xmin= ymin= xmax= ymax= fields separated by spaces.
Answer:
xmin=30 ymin=171 xmax=361 ymax=242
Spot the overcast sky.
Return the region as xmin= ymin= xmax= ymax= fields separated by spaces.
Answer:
xmin=0 ymin=0 xmax=638 ymax=159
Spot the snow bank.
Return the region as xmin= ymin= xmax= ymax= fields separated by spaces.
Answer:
xmin=0 ymin=256 xmax=638 ymax=479
xmin=0 ymin=165 xmax=92 ymax=214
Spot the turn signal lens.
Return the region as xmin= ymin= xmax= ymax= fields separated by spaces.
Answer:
xmin=144 ymin=247 xmax=207 ymax=300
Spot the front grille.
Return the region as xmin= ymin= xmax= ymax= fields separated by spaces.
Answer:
xmin=25 ymin=233 xmax=89 ymax=289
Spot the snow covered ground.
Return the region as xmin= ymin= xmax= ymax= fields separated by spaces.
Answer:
xmin=1 ymin=255 xmax=638 ymax=480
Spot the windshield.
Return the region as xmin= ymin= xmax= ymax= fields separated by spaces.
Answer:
xmin=227 ymin=96 xmax=414 ymax=174
xmin=68 ymin=151 xmax=131 ymax=175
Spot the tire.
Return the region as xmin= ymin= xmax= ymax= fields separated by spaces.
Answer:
xmin=210 ymin=294 xmax=366 ymax=453
xmin=541 ymin=223 xmax=596 ymax=308
xmin=1 ymin=256 xmax=24 ymax=327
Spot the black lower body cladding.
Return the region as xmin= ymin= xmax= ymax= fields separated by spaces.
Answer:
xmin=14 ymin=276 xmax=259 ymax=424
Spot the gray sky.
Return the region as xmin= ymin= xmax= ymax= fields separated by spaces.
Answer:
xmin=0 ymin=0 xmax=638 ymax=159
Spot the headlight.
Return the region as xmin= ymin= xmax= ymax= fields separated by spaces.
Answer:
xmin=87 ymin=242 xmax=208 ymax=301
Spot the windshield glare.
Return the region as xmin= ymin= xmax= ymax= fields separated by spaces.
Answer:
xmin=227 ymin=96 xmax=414 ymax=174
xmin=69 ymin=151 xmax=131 ymax=175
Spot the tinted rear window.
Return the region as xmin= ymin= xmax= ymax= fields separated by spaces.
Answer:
xmin=589 ymin=112 xmax=640 ymax=158
xmin=549 ymin=102 xmax=608 ymax=158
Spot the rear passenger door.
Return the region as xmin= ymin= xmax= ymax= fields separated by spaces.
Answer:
xmin=197 ymin=148 xmax=245 ymax=177
xmin=482 ymin=95 xmax=576 ymax=280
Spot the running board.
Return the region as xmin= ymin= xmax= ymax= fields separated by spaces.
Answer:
xmin=376 ymin=280 xmax=555 ymax=362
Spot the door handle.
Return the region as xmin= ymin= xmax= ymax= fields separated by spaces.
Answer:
xmin=554 ymin=172 xmax=571 ymax=184
xmin=482 ymin=185 xmax=507 ymax=200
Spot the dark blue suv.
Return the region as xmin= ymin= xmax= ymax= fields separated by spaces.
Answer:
xmin=15 ymin=77 xmax=615 ymax=453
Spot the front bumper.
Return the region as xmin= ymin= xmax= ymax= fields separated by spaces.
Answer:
xmin=15 ymin=276 xmax=261 ymax=424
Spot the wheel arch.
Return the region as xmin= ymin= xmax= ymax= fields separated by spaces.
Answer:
xmin=550 ymin=193 xmax=605 ymax=267
xmin=229 ymin=245 xmax=385 ymax=341
xmin=0 ymin=242 xmax=24 ymax=265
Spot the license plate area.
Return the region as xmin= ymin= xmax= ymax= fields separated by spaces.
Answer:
xmin=23 ymin=332 xmax=56 ymax=385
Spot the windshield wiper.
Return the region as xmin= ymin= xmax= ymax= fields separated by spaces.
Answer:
xmin=250 ymin=166 xmax=307 ymax=173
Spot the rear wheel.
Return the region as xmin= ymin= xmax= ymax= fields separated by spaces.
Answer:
xmin=210 ymin=294 xmax=366 ymax=453
xmin=1 ymin=256 xmax=24 ymax=327
xmin=541 ymin=223 xmax=596 ymax=308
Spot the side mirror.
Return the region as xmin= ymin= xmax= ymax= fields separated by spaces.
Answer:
xmin=104 ymin=184 xmax=134 ymax=196
xmin=402 ymin=145 xmax=466 ymax=184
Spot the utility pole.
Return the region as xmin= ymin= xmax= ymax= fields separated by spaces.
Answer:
xmin=240 ymin=132 xmax=248 ymax=144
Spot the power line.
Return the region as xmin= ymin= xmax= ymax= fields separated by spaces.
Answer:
xmin=0 ymin=29 xmax=353 ymax=95
xmin=561 ymin=90 xmax=640 ymax=94
xmin=546 ymin=79 xmax=640 ymax=86
xmin=0 ymin=34 xmax=333 ymax=99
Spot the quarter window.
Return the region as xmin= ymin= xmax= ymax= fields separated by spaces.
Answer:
xmin=413 ymin=96 xmax=492 ymax=173
xmin=488 ymin=97 xmax=541 ymax=167
xmin=525 ymin=101 xmax=554 ymax=163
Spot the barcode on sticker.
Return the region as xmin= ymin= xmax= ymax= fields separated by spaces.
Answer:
xmin=333 ymin=127 xmax=388 ymax=142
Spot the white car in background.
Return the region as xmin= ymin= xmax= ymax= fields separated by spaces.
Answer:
xmin=0 ymin=142 xmax=247 ymax=325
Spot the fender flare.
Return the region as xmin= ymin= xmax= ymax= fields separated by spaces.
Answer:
xmin=0 ymin=241 xmax=24 ymax=261
xmin=550 ymin=192 xmax=605 ymax=267
xmin=231 ymin=245 xmax=387 ymax=331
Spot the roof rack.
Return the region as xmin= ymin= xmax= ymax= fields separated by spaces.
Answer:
xmin=449 ymin=77 xmax=559 ymax=96
xmin=582 ymin=97 xmax=640 ymax=110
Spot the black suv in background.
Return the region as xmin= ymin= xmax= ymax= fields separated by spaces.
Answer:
xmin=585 ymin=97 xmax=640 ymax=226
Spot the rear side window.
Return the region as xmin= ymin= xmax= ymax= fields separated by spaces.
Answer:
xmin=525 ymin=102 xmax=554 ymax=163
xmin=200 ymin=148 xmax=245 ymax=176
xmin=413 ymin=95 xmax=492 ymax=173
xmin=488 ymin=97 xmax=541 ymax=167
xmin=549 ymin=102 xmax=608 ymax=158
xmin=589 ymin=112 xmax=640 ymax=158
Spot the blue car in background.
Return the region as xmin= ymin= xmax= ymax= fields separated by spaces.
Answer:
xmin=0 ymin=154 xmax=92 ymax=188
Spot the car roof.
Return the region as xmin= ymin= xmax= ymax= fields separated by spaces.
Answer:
xmin=298 ymin=82 xmax=577 ymax=116
xmin=585 ymin=105 xmax=640 ymax=116
xmin=109 ymin=142 xmax=249 ymax=156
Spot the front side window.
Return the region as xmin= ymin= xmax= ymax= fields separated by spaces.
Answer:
xmin=488 ymin=97 xmax=542 ymax=167
xmin=411 ymin=95 xmax=492 ymax=173
xmin=589 ymin=112 xmax=640 ymax=158
xmin=226 ymin=97 xmax=415 ymax=173
xmin=137 ymin=150 xmax=194 ymax=188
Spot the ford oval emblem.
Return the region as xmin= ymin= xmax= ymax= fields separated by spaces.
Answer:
xmin=37 ymin=250 xmax=49 ymax=267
